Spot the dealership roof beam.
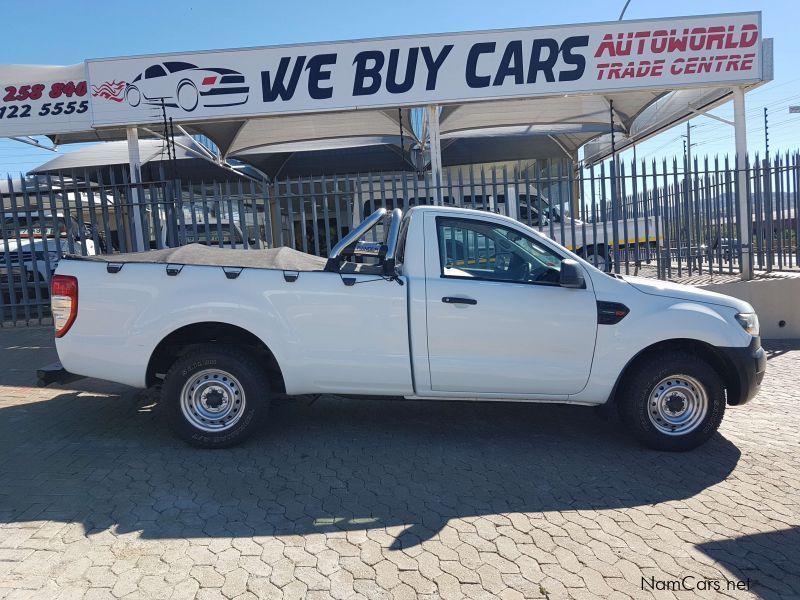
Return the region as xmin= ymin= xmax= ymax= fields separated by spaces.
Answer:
xmin=688 ymin=107 xmax=734 ymax=126
xmin=547 ymin=134 xmax=576 ymax=161
xmin=139 ymin=127 xmax=263 ymax=184
xmin=9 ymin=136 xmax=58 ymax=152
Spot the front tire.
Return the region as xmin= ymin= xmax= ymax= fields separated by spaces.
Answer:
xmin=617 ymin=352 xmax=726 ymax=451
xmin=162 ymin=345 xmax=270 ymax=448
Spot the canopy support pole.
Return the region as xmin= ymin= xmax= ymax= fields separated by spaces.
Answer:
xmin=427 ymin=105 xmax=443 ymax=204
xmin=126 ymin=126 xmax=146 ymax=252
xmin=733 ymin=87 xmax=752 ymax=281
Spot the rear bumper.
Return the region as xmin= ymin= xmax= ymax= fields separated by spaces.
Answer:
xmin=718 ymin=336 xmax=766 ymax=405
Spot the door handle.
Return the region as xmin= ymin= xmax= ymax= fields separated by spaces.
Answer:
xmin=442 ymin=296 xmax=477 ymax=305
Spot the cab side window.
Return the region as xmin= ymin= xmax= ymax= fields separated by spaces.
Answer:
xmin=436 ymin=217 xmax=563 ymax=285
xmin=438 ymin=222 xmax=496 ymax=277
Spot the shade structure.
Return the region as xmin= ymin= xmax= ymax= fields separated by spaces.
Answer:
xmin=34 ymin=79 xmax=772 ymax=182
xmin=204 ymin=109 xmax=415 ymax=157
xmin=581 ymin=87 xmax=742 ymax=165
xmin=232 ymin=135 xmax=414 ymax=179
xmin=31 ymin=136 xmax=260 ymax=182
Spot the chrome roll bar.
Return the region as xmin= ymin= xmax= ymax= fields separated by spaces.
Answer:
xmin=384 ymin=208 xmax=403 ymax=266
xmin=324 ymin=208 xmax=405 ymax=274
xmin=325 ymin=208 xmax=386 ymax=271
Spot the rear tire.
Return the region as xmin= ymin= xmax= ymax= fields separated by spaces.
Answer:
xmin=617 ymin=352 xmax=726 ymax=451
xmin=162 ymin=345 xmax=270 ymax=448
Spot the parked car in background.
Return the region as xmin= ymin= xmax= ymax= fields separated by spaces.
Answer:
xmin=153 ymin=218 xmax=251 ymax=249
xmin=1 ymin=213 xmax=97 ymax=287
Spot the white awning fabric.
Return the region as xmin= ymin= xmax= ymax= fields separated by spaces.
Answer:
xmin=581 ymin=87 xmax=738 ymax=165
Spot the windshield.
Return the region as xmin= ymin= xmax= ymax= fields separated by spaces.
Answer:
xmin=493 ymin=226 xmax=562 ymax=270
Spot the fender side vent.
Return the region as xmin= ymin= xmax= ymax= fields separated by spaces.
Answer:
xmin=223 ymin=267 xmax=243 ymax=280
xmin=166 ymin=264 xmax=184 ymax=276
xmin=106 ymin=262 xmax=123 ymax=274
xmin=597 ymin=301 xmax=629 ymax=325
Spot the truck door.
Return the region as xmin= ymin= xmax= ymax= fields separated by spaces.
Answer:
xmin=423 ymin=213 xmax=597 ymax=396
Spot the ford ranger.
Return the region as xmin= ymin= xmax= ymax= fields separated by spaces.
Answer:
xmin=50 ymin=206 xmax=765 ymax=450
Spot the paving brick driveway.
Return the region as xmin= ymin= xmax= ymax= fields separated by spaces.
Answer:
xmin=0 ymin=327 xmax=798 ymax=600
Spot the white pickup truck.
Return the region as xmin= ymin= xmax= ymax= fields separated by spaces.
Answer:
xmin=51 ymin=206 xmax=765 ymax=451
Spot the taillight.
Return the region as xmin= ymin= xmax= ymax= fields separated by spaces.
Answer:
xmin=51 ymin=275 xmax=78 ymax=338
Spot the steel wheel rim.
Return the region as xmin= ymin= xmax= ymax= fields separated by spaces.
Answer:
xmin=180 ymin=368 xmax=246 ymax=433
xmin=588 ymin=251 xmax=607 ymax=271
xmin=647 ymin=374 xmax=709 ymax=436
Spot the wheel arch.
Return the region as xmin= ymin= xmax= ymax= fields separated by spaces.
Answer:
xmin=146 ymin=321 xmax=285 ymax=393
xmin=608 ymin=338 xmax=742 ymax=407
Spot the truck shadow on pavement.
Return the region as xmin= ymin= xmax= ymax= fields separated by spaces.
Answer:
xmin=696 ymin=526 xmax=800 ymax=600
xmin=0 ymin=388 xmax=741 ymax=551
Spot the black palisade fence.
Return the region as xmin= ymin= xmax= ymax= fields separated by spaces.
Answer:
xmin=3 ymin=151 xmax=799 ymax=326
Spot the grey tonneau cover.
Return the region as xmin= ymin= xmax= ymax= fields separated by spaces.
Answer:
xmin=68 ymin=244 xmax=328 ymax=271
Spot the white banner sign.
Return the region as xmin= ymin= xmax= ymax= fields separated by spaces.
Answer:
xmin=86 ymin=12 xmax=763 ymax=128
xmin=0 ymin=64 xmax=91 ymax=136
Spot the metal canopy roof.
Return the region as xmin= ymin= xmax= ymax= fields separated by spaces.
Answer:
xmin=206 ymin=85 xmax=764 ymax=177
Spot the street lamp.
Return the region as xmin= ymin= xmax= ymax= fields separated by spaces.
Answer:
xmin=618 ymin=0 xmax=632 ymax=20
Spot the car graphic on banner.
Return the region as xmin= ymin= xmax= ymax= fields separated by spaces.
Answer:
xmin=124 ymin=61 xmax=249 ymax=112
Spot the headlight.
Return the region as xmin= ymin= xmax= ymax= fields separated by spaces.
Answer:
xmin=735 ymin=312 xmax=759 ymax=336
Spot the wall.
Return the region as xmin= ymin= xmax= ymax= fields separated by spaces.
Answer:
xmin=699 ymin=278 xmax=800 ymax=339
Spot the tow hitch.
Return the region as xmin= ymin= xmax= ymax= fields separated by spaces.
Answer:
xmin=36 ymin=361 xmax=84 ymax=387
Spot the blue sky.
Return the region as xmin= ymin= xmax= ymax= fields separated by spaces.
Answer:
xmin=1 ymin=0 xmax=797 ymax=173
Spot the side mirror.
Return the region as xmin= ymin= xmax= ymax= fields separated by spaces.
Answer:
xmin=559 ymin=259 xmax=585 ymax=289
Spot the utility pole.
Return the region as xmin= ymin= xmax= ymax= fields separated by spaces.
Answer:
xmin=764 ymin=107 xmax=769 ymax=160
xmin=686 ymin=121 xmax=692 ymax=172
xmin=681 ymin=122 xmax=696 ymax=174
xmin=681 ymin=121 xmax=695 ymax=269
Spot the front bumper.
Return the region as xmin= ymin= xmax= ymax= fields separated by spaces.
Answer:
xmin=718 ymin=336 xmax=766 ymax=405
